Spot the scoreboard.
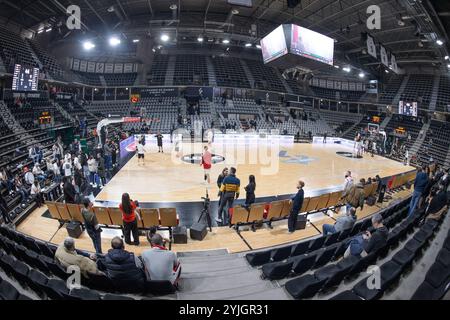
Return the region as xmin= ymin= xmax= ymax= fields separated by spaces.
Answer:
xmin=398 ymin=101 xmax=418 ymax=117
xmin=12 ymin=64 xmax=39 ymax=91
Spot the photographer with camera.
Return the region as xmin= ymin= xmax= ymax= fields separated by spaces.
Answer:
xmin=82 ymin=197 xmax=103 ymax=254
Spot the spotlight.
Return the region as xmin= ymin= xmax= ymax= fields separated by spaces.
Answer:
xmin=161 ymin=34 xmax=170 ymax=42
xmin=447 ymin=64 xmax=450 ymax=68
xmin=445 ymin=56 xmax=449 ymax=60
xmin=256 ymin=44 xmax=261 ymax=49
xmin=45 ymin=28 xmax=52 ymax=33
xmin=133 ymin=39 xmax=140 ymax=43
xmin=385 ymin=69 xmax=389 ymax=73
xmin=343 ymin=67 xmax=351 ymax=73
xmin=37 ymin=30 xmax=44 ymax=34
xmin=197 ymin=36 xmax=204 ymax=42
xmin=109 ymin=37 xmax=121 ymax=46
xmin=437 ymin=39 xmax=444 ymax=46
xmin=359 ymin=72 xmax=365 ymax=78
xmin=222 ymin=39 xmax=230 ymax=44
xmin=334 ymin=65 xmax=340 ymax=69
xmin=83 ymin=41 xmax=95 ymax=50
xmin=245 ymin=43 xmax=252 ymax=47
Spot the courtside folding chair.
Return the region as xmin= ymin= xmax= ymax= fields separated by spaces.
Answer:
xmin=93 ymin=207 xmax=112 ymax=225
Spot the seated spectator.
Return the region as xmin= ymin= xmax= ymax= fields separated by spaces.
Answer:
xmin=23 ymin=167 xmax=35 ymax=186
xmin=30 ymin=181 xmax=44 ymax=207
xmin=14 ymin=175 xmax=28 ymax=201
xmin=345 ymin=213 xmax=388 ymax=257
xmin=425 ymin=185 xmax=449 ymax=221
xmin=322 ymin=207 xmax=357 ymax=235
xmin=141 ymin=234 xmax=181 ymax=287
xmin=97 ymin=237 xmax=146 ymax=292
xmin=32 ymin=163 xmax=47 ymax=182
xmin=55 ymin=237 xmax=100 ymax=277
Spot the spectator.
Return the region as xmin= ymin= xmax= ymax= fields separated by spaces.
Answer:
xmin=424 ymin=185 xmax=448 ymax=221
xmin=55 ymin=237 xmax=100 ymax=278
xmin=322 ymin=207 xmax=357 ymax=235
xmin=97 ymin=237 xmax=145 ymax=292
xmin=0 ymin=193 xmax=11 ymax=224
xmin=14 ymin=175 xmax=28 ymax=201
xmin=244 ymin=175 xmax=256 ymax=208
xmin=32 ymin=163 xmax=47 ymax=182
xmin=87 ymin=155 xmax=98 ymax=184
xmin=408 ymin=167 xmax=429 ymax=217
xmin=141 ymin=234 xmax=181 ymax=287
xmin=216 ymin=167 xmax=240 ymax=225
xmin=288 ymin=180 xmax=305 ymax=233
xmin=119 ymin=193 xmax=140 ymax=246
xmin=342 ymin=178 xmax=365 ymax=213
xmin=343 ymin=171 xmax=353 ymax=194
xmin=63 ymin=158 xmax=72 ymax=178
xmin=345 ymin=213 xmax=388 ymax=257
xmin=81 ymin=198 xmax=102 ymax=254
xmin=23 ymin=167 xmax=35 ymax=186
xmin=52 ymin=160 xmax=62 ymax=184
xmin=31 ymin=181 xmax=44 ymax=207
xmin=63 ymin=176 xmax=77 ymax=204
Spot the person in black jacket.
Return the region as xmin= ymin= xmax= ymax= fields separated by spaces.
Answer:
xmin=288 ymin=180 xmax=305 ymax=233
xmin=0 ymin=193 xmax=11 ymax=224
xmin=63 ymin=176 xmax=77 ymax=204
xmin=97 ymin=237 xmax=145 ymax=292
xmin=244 ymin=175 xmax=256 ymax=208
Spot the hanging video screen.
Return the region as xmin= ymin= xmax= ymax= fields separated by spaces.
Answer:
xmin=260 ymin=25 xmax=288 ymax=64
xmin=12 ymin=64 xmax=39 ymax=91
xmin=398 ymin=101 xmax=418 ymax=117
xmin=290 ymin=25 xmax=334 ymax=66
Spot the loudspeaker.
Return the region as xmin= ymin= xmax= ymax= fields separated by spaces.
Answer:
xmin=295 ymin=215 xmax=307 ymax=230
xmin=190 ymin=223 xmax=208 ymax=241
xmin=66 ymin=221 xmax=83 ymax=238
xmin=173 ymin=226 xmax=188 ymax=244
xmin=287 ymin=0 xmax=300 ymax=8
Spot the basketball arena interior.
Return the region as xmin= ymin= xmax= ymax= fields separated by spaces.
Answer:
xmin=0 ymin=0 xmax=449 ymax=304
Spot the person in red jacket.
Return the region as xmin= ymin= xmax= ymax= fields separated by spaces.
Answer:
xmin=201 ymin=146 xmax=212 ymax=185
xmin=119 ymin=193 xmax=140 ymax=246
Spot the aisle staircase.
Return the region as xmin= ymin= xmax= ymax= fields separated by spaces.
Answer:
xmin=164 ymin=56 xmax=176 ymax=86
xmin=392 ymin=75 xmax=410 ymax=106
xmin=205 ymin=57 xmax=217 ymax=87
xmin=240 ymin=60 xmax=255 ymax=89
xmin=409 ymin=122 xmax=430 ymax=157
xmin=428 ymin=75 xmax=440 ymax=111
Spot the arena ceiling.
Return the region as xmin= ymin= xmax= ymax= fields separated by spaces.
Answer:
xmin=0 ymin=0 xmax=449 ymax=74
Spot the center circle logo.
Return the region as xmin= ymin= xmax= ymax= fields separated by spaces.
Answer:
xmin=181 ymin=154 xmax=226 ymax=165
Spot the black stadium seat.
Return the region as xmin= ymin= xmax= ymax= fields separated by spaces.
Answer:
xmin=308 ymin=236 xmax=325 ymax=252
xmin=102 ymin=293 xmax=135 ymax=300
xmin=329 ymin=290 xmax=364 ymax=300
xmin=324 ymin=232 xmax=340 ymax=246
xmin=313 ymin=246 xmax=337 ymax=269
xmin=82 ymin=272 xmax=115 ymax=292
xmin=246 ymin=251 xmax=271 ymax=267
xmin=261 ymin=261 xmax=294 ymax=280
xmin=285 ymin=274 xmax=327 ymax=299
xmin=290 ymin=254 xmax=316 ymax=275
xmin=144 ymin=280 xmax=176 ymax=296
xmin=69 ymin=288 xmax=101 ymax=300
xmin=436 ymin=249 xmax=450 ymax=267
xmin=392 ymin=248 xmax=416 ymax=269
xmin=271 ymin=246 xmax=292 ymax=262
xmin=291 ymin=241 xmax=310 ymax=257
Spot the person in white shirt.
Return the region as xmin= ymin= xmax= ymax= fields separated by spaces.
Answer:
xmin=64 ymin=153 xmax=72 ymax=163
xmin=31 ymin=181 xmax=44 ymax=207
xmin=87 ymin=156 xmax=98 ymax=184
xmin=73 ymin=157 xmax=82 ymax=171
xmin=343 ymin=171 xmax=353 ymax=194
xmin=32 ymin=163 xmax=47 ymax=182
xmin=24 ymin=168 xmax=35 ymax=186
xmin=52 ymin=160 xmax=62 ymax=184
xmin=137 ymin=141 xmax=145 ymax=165
xmin=63 ymin=160 xmax=72 ymax=177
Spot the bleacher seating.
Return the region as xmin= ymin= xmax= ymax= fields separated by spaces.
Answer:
xmin=436 ymin=76 xmax=450 ymax=113
xmin=211 ymin=56 xmax=250 ymax=88
xmin=417 ymin=120 xmax=450 ymax=166
xmin=173 ymin=55 xmax=208 ymax=86
xmin=400 ymin=74 xmax=434 ymax=107
xmin=73 ymin=72 xmax=102 ymax=87
xmin=0 ymin=26 xmax=37 ymax=73
xmin=147 ymin=55 xmax=169 ymax=86
xmin=27 ymin=39 xmax=65 ymax=82
xmin=103 ymin=73 xmax=137 ymax=87
xmin=244 ymin=59 xmax=285 ymax=92
xmin=378 ymin=76 xmax=405 ymax=105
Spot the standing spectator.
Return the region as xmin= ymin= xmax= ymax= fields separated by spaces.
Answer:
xmin=87 ymin=155 xmax=98 ymax=184
xmin=216 ymin=167 xmax=240 ymax=225
xmin=119 ymin=193 xmax=140 ymax=246
xmin=155 ymin=132 xmax=164 ymax=153
xmin=81 ymin=198 xmax=102 ymax=254
xmin=343 ymin=171 xmax=353 ymax=195
xmin=104 ymin=141 xmax=113 ymax=171
xmin=52 ymin=160 xmax=62 ymax=184
xmin=23 ymin=167 xmax=35 ymax=186
xmin=244 ymin=175 xmax=256 ymax=208
xmin=288 ymin=180 xmax=305 ymax=233
xmin=63 ymin=176 xmax=77 ymax=204
xmin=141 ymin=234 xmax=181 ymax=287
xmin=408 ymin=166 xmax=429 ymax=217
xmin=63 ymin=158 xmax=72 ymax=178
xmin=342 ymin=179 xmax=366 ymax=214
xmin=97 ymin=154 xmax=106 ymax=187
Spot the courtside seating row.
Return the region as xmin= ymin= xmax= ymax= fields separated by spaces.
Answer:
xmin=45 ymin=202 xmax=179 ymax=230
xmin=246 ymin=198 xmax=409 ymax=273
xmin=329 ymin=209 xmax=448 ymax=300
xmin=0 ymin=226 xmax=175 ymax=299
xmin=230 ymin=183 xmax=380 ymax=231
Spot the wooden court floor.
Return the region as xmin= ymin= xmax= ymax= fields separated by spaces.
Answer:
xmin=17 ymin=188 xmax=412 ymax=254
xmin=95 ymin=142 xmax=415 ymax=204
